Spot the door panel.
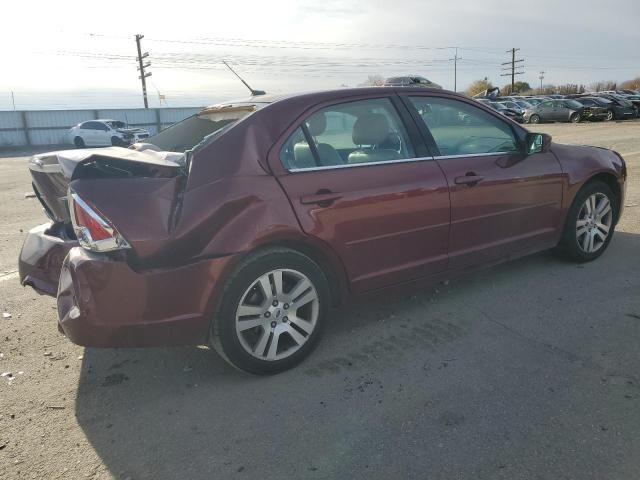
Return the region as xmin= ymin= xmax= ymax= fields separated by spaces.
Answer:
xmin=278 ymin=162 xmax=450 ymax=292
xmin=435 ymin=152 xmax=563 ymax=269
xmin=403 ymin=94 xmax=564 ymax=270
xmin=271 ymin=96 xmax=450 ymax=294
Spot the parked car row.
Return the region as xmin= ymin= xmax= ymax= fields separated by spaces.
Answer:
xmin=476 ymin=90 xmax=640 ymax=124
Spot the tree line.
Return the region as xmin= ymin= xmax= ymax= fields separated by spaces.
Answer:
xmin=465 ymin=77 xmax=640 ymax=97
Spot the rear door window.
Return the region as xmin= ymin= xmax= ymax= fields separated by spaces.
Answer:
xmin=280 ymin=97 xmax=416 ymax=170
xmin=82 ymin=121 xmax=108 ymax=131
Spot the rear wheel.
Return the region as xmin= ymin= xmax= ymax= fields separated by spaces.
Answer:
xmin=570 ymin=112 xmax=581 ymax=123
xmin=557 ymin=181 xmax=616 ymax=262
xmin=529 ymin=114 xmax=540 ymax=124
xmin=74 ymin=136 xmax=85 ymax=148
xmin=210 ymin=247 xmax=329 ymax=375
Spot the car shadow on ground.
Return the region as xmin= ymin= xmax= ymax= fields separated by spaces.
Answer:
xmin=74 ymin=230 xmax=640 ymax=480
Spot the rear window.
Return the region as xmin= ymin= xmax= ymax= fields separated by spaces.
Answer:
xmin=144 ymin=104 xmax=258 ymax=153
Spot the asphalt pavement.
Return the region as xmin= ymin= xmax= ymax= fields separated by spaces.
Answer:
xmin=1 ymin=121 xmax=639 ymax=480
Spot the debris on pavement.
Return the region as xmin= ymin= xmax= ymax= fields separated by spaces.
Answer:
xmin=24 ymin=192 xmax=36 ymax=199
xmin=2 ymin=313 xmax=11 ymax=319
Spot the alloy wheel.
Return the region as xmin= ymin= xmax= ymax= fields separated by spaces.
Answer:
xmin=235 ymin=269 xmax=319 ymax=361
xmin=576 ymin=193 xmax=613 ymax=253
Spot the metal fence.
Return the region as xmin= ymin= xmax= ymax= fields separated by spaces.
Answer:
xmin=0 ymin=107 xmax=203 ymax=147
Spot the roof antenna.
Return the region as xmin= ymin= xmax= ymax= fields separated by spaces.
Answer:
xmin=222 ymin=60 xmax=265 ymax=96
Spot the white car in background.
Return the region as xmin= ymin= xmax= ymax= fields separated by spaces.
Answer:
xmin=69 ymin=119 xmax=150 ymax=148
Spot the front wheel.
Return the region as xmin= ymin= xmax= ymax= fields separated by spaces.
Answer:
xmin=74 ymin=136 xmax=85 ymax=148
xmin=605 ymin=110 xmax=615 ymax=121
xmin=570 ymin=112 xmax=581 ymax=123
xmin=529 ymin=114 xmax=540 ymax=124
xmin=111 ymin=136 xmax=126 ymax=147
xmin=210 ymin=247 xmax=329 ymax=375
xmin=557 ymin=181 xmax=617 ymax=262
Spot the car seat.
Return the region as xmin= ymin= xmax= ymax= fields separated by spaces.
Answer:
xmin=293 ymin=113 xmax=343 ymax=168
xmin=347 ymin=113 xmax=403 ymax=164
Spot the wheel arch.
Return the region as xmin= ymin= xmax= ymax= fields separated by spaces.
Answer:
xmin=249 ymin=237 xmax=350 ymax=307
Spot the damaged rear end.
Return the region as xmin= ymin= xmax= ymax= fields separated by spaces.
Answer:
xmin=19 ymin=147 xmax=184 ymax=295
xmin=19 ymin=102 xmax=263 ymax=347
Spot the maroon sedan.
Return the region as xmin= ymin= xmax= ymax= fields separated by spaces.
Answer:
xmin=19 ymin=87 xmax=626 ymax=374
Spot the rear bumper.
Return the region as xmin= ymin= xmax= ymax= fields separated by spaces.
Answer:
xmin=19 ymin=223 xmax=78 ymax=296
xmin=56 ymin=247 xmax=237 ymax=347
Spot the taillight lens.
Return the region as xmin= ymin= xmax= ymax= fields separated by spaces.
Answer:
xmin=68 ymin=191 xmax=130 ymax=252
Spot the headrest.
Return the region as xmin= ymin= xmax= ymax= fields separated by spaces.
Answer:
xmin=352 ymin=113 xmax=390 ymax=145
xmin=306 ymin=113 xmax=327 ymax=136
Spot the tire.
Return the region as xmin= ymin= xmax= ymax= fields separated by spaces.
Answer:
xmin=570 ymin=113 xmax=581 ymax=123
xmin=111 ymin=136 xmax=124 ymax=147
xmin=556 ymin=181 xmax=617 ymax=262
xmin=529 ymin=114 xmax=540 ymax=124
xmin=74 ymin=136 xmax=85 ymax=148
xmin=209 ymin=247 xmax=330 ymax=375
xmin=605 ymin=110 xmax=615 ymax=121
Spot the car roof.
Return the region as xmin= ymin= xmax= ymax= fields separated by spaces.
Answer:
xmin=201 ymin=86 xmax=451 ymax=112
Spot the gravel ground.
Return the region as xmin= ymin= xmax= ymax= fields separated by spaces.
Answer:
xmin=1 ymin=121 xmax=639 ymax=480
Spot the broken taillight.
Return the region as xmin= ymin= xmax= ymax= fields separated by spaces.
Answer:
xmin=68 ymin=190 xmax=130 ymax=252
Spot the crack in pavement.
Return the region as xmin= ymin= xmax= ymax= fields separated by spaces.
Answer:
xmin=475 ymin=307 xmax=640 ymax=385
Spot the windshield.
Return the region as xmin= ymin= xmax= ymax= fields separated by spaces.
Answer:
xmin=492 ymin=103 xmax=506 ymax=110
xmin=516 ymin=101 xmax=533 ymax=108
xmin=143 ymin=104 xmax=258 ymax=152
xmin=611 ymin=95 xmax=633 ymax=106
xmin=592 ymin=97 xmax=612 ymax=106
xmin=106 ymin=121 xmax=126 ymax=129
xmin=565 ymin=100 xmax=584 ymax=109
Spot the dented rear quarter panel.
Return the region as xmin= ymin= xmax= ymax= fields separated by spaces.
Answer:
xmin=68 ymin=98 xmax=347 ymax=279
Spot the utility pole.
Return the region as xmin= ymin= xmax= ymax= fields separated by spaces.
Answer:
xmin=135 ymin=34 xmax=152 ymax=108
xmin=449 ymin=47 xmax=462 ymax=92
xmin=500 ymin=48 xmax=524 ymax=94
xmin=538 ymin=71 xmax=545 ymax=92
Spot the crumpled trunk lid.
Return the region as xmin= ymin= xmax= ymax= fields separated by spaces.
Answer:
xmin=28 ymin=147 xmax=184 ymax=224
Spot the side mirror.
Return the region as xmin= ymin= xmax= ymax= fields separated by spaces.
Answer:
xmin=526 ymin=132 xmax=551 ymax=155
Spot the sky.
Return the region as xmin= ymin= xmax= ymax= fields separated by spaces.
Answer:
xmin=1 ymin=0 xmax=639 ymax=110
